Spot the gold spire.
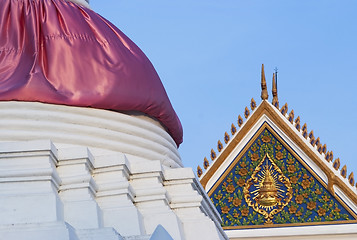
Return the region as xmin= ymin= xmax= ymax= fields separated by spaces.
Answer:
xmin=272 ymin=73 xmax=279 ymax=108
xmin=258 ymin=165 xmax=278 ymax=207
xmin=261 ymin=64 xmax=268 ymax=100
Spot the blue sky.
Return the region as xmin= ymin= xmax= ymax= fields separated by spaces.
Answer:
xmin=91 ymin=1 xmax=357 ymax=177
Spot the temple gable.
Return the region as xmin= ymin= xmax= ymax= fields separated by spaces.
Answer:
xmin=198 ymin=65 xmax=357 ymax=239
xmin=209 ymin=124 xmax=356 ymax=228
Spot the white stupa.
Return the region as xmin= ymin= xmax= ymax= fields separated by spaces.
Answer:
xmin=0 ymin=0 xmax=227 ymax=239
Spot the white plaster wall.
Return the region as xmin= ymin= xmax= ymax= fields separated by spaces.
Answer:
xmin=0 ymin=102 xmax=227 ymax=240
xmin=0 ymin=102 xmax=181 ymax=168
xmin=227 ymin=223 xmax=357 ymax=240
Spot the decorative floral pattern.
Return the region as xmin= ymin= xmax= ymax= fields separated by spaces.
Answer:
xmin=210 ymin=127 xmax=354 ymax=228
xmin=243 ymin=153 xmax=292 ymax=223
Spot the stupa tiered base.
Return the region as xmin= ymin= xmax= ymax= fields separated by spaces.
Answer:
xmin=0 ymin=102 xmax=227 ymax=240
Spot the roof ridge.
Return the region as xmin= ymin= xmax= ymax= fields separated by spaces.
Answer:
xmin=197 ymin=97 xmax=258 ymax=178
xmin=198 ymin=98 xmax=356 ymax=192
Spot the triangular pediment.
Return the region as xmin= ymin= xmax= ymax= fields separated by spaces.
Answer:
xmin=199 ymin=100 xmax=357 ymax=229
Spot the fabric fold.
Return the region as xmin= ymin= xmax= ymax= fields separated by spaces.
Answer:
xmin=0 ymin=0 xmax=183 ymax=146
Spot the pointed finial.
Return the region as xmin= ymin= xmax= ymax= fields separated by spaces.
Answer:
xmin=261 ymin=64 xmax=268 ymax=100
xmin=341 ymin=165 xmax=347 ymax=178
xmin=203 ymin=157 xmax=210 ymax=170
xmin=333 ymin=158 xmax=340 ymax=170
xmin=348 ymin=172 xmax=354 ymax=186
xmin=197 ymin=166 xmax=203 ymax=177
xmin=272 ymin=73 xmax=279 ymax=108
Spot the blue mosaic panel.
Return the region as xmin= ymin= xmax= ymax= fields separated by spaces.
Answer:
xmin=209 ymin=126 xmax=355 ymax=227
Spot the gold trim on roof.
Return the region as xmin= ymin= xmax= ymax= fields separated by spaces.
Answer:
xmin=251 ymin=98 xmax=257 ymax=111
xmin=349 ymin=172 xmax=355 ymax=186
xmin=333 ymin=158 xmax=341 ymax=170
xmin=231 ymin=123 xmax=237 ymax=135
xmin=199 ymin=68 xmax=356 ymax=205
xmin=309 ymin=131 xmax=315 ymax=146
xmin=322 ymin=144 xmax=327 ymax=154
xmin=295 ymin=116 xmax=301 ymax=131
xmin=272 ymin=73 xmax=278 ymax=108
xmin=288 ymin=110 xmax=294 ymax=123
xmin=244 ymin=107 xmax=250 ymax=119
xmin=326 ymin=150 xmax=333 ymax=162
xmin=211 ymin=149 xmax=217 ymax=161
xmin=238 ymin=115 xmax=243 ymax=127
xmin=280 ymin=103 xmax=288 ymax=115
xmin=206 ymin=122 xmax=357 ymax=225
xmin=288 ymin=110 xmax=294 ymax=124
xmin=224 ymin=132 xmax=230 ymax=144
xmin=302 ymin=128 xmax=308 ymax=139
xmin=200 ymin=98 xmax=259 ymax=179
xmin=315 ymin=137 xmax=321 ymax=148
xmin=341 ymin=165 xmax=347 ymax=178
xmin=302 ymin=123 xmax=307 ymax=132
xmin=199 ymin=100 xmax=357 ymax=207
xmin=197 ymin=166 xmax=203 ymax=177
xmin=203 ymin=157 xmax=209 ymax=170
xmin=261 ymin=64 xmax=268 ymax=100
xmin=217 ymin=140 xmax=223 ymax=152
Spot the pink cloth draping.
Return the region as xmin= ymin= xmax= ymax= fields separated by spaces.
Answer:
xmin=0 ymin=0 xmax=183 ymax=146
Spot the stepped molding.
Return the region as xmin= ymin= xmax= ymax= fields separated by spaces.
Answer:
xmin=0 ymin=101 xmax=181 ymax=168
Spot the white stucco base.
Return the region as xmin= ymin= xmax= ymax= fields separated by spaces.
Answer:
xmin=227 ymin=223 xmax=357 ymax=239
xmin=0 ymin=102 xmax=227 ymax=240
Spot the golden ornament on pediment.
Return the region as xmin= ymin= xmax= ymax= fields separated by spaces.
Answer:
xmin=258 ymin=167 xmax=278 ymax=207
xmin=243 ymin=153 xmax=293 ymax=224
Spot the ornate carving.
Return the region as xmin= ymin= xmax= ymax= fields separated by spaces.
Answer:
xmin=302 ymin=123 xmax=307 ymax=132
xmin=280 ymin=103 xmax=288 ymax=116
xmin=348 ymin=172 xmax=355 ymax=186
xmin=272 ymin=73 xmax=279 ymax=108
xmin=238 ymin=115 xmax=244 ymax=127
xmin=224 ymin=132 xmax=230 ymax=144
xmin=209 ymin=128 xmax=354 ymax=228
xmin=295 ymin=116 xmax=301 ymax=131
xmin=322 ymin=144 xmax=327 ymax=154
xmin=333 ymin=158 xmax=341 ymax=170
xmin=218 ymin=140 xmax=223 ymax=152
xmin=251 ymin=98 xmax=257 ymax=111
xmin=302 ymin=128 xmax=308 ymax=139
xmin=244 ymin=154 xmax=292 ymax=224
xmin=288 ymin=110 xmax=294 ymax=123
xmin=341 ymin=165 xmax=347 ymax=178
xmin=325 ymin=151 xmax=333 ymax=162
xmin=231 ymin=124 xmax=237 ymax=135
xmin=244 ymin=107 xmax=250 ymax=119
xmin=261 ymin=64 xmax=268 ymax=100
xmin=315 ymin=137 xmax=321 ymax=148
xmin=211 ymin=149 xmax=217 ymax=161
xmin=204 ymin=157 xmax=210 ymax=170
xmin=197 ymin=166 xmax=203 ymax=177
